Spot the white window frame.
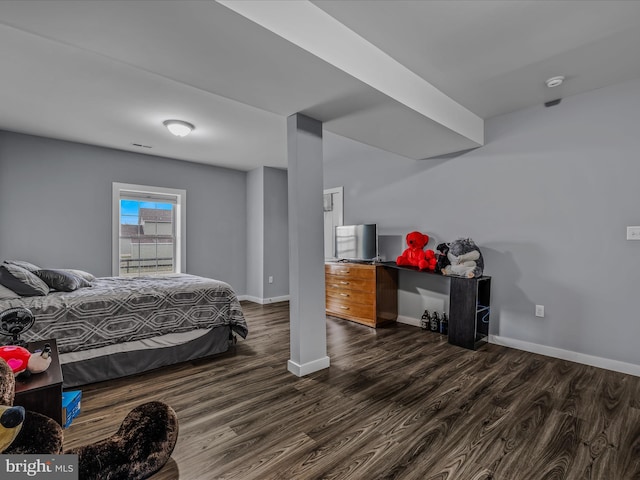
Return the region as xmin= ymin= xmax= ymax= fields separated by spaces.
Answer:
xmin=112 ymin=182 xmax=186 ymax=276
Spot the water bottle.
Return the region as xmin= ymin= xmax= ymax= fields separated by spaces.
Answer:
xmin=440 ymin=313 xmax=449 ymax=335
xmin=430 ymin=311 xmax=440 ymax=332
xmin=420 ymin=310 xmax=430 ymax=330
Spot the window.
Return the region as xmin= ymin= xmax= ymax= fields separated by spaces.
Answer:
xmin=112 ymin=183 xmax=186 ymax=276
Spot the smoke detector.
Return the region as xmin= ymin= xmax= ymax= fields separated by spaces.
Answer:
xmin=545 ymin=76 xmax=565 ymax=88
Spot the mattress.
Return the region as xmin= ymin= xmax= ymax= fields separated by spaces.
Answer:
xmin=0 ymin=273 xmax=248 ymax=355
xmin=60 ymin=325 xmax=233 ymax=387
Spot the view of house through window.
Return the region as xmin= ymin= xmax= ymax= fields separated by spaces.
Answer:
xmin=119 ymin=199 xmax=176 ymax=275
xmin=113 ymin=183 xmax=186 ymax=277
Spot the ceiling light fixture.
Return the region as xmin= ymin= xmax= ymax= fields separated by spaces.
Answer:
xmin=163 ymin=120 xmax=195 ymax=137
xmin=545 ymin=76 xmax=565 ymax=88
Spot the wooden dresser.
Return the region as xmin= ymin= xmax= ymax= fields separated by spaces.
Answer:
xmin=325 ymin=262 xmax=398 ymax=327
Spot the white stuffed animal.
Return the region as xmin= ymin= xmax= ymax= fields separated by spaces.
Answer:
xmin=442 ymin=238 xmax=484 ymax=278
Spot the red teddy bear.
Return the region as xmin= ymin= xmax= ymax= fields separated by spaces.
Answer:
xmin=396 ymin=231 xmax=437 ymax=271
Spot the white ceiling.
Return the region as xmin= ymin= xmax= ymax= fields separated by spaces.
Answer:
xmin=1 ymin=0 xmax=640 ymax=171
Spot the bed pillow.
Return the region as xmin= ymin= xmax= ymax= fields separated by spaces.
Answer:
xmin=0 ymin=263 xmax=49 ymax=296
xmin=0 ymin=283 xmax=20 ymax=300
xmin=59 ymin=268 xmax=96 ymax=282
xmin=35 ymin=269 xmax=92 ymax=292
xmin=3 ymin=259 xmax=41 ymax=273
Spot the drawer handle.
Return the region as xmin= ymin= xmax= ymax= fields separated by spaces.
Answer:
xmin=340 ymin=293 xmax=349 ymax=297
xmin=337 ymin=270 xmax=350 ymax=274
xmin=340 ymin=281 xmax=349 ymax=285
xmin=340 ymin=306 xmax=350 ymax=310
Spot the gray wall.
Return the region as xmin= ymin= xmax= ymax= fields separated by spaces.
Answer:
xmin=0 ymin=131 xmax=247 ymax=293
xmin=246 ymin=167 xmax=264 ymax=299
xmin=263 ymin=167 xmax=289 ymax=300
xmin=324 ymin=77 xmax=640 ymax=368
xmin=245 ymin=166 xmax=289 ymax=302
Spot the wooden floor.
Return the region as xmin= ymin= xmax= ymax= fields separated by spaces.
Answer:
xmin=64 ymin=301 xmax=640 ymax=480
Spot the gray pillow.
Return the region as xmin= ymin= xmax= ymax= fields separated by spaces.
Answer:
xmin=4 ymin=259 xmax=41 ymax=273
xmin=59 ymin=268 xmax=96 ymax=282
xmin=35 ymin=269 xmax=91 ymax=292
xmin=0 ymin=263 xmax=49 ymax=296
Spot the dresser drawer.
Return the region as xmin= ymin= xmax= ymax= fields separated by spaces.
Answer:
xmin=325 ymin=263 xmax=375 ymax=280
xmin=325 ymin=275 xmax=373 ymax=292
xmin=326 ymin=288 xmax=374 ymax=305
xmin=326 ymin=297 xmax=375 ymax=321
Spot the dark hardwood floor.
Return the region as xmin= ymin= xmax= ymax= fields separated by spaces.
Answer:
xmin=63 ymin=301 xmax=640 ymax=479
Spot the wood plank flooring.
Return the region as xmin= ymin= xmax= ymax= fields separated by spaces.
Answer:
xmin=63 ymin=301 xmax=640 ymax=479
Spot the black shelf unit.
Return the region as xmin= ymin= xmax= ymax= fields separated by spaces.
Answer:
xmin=448 ymin=276 xmax=492 ymax=350
xmin=380 ymin=262 xmax=492 ymax=350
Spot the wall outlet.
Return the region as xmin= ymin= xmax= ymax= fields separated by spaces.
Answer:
xmin=268 ymin=276 xmax=273 ymax=284
xmin=535 ymin=305 xmax=545 ymax=317
xmin=627 ymin=226 xmax=640 ymax=240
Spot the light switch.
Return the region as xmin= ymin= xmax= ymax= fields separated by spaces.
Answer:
xmin=627 ymin=226 xmax=640 ymax=240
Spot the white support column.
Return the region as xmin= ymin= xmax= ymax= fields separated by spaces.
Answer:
xmin=287 ymin=113 xmax=330 ymax=376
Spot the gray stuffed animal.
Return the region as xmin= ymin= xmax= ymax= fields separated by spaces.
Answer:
xmin=442 ymin=238 xmax=484 ymax=278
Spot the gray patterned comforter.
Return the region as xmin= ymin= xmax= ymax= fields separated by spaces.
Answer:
xmin=0 ymin=274 xmax=247 ymax=354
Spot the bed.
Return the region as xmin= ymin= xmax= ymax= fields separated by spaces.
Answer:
xmin=0 ymin=267 xmax=248 ymax=388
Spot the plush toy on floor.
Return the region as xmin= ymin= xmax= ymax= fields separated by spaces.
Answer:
xmin=0 ymin=356 xmax=179 ymax=479
xmin=0 ymin=356 xmax=62 ymax=455
xmin=441 ymin=237 xmax=484 ymax=278
xmin=396 ymin=231 xmax=437 ymax=271
xmin=0 ymin=403 xmax=24 ymax=452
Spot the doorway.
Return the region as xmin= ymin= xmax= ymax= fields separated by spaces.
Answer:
xmin=323 ymin=186 xmax=343 ymax=259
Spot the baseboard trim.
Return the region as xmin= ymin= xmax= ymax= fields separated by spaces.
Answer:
xmin=489 ymin=334 xmax=640 ymax=377
xmin=238 ymin=306 xmax=639 ymax=377
xmin=397 ymin=315 xmax=421 ymax=328
xmin=385 ymin=319 xmax=640 ymax=377
xmin=287 ymin=356 xmax=330 ymax=377
xmin=240 ymin=295 xmax=290 ymax=305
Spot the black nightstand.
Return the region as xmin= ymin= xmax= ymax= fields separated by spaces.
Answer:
xmin=14 ymin=339 xmax=63 ymax=426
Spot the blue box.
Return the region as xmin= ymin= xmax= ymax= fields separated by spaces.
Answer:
xmin=62 ymin=390 xmax=82 ymax=429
